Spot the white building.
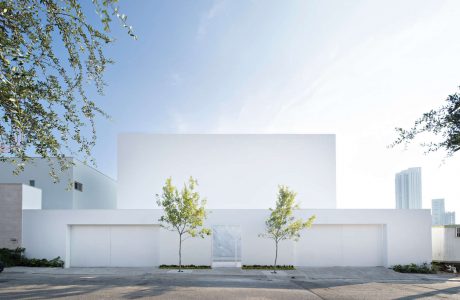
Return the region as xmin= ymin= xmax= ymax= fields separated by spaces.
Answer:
xmin=395 ymin=167 xmax=422 ymax=209
xmin=0 ymin=157 xmax=116 ymax=209
xmin=432 ymin=225 xmax=460 ymax=263
xmin=118 ymin=134 xmax=336 ymax=209
xmin=3 ymin=134 xmax=433 ymax=268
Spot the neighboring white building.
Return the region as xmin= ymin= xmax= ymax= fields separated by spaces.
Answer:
xmin=395 ymin=167 xmax=422 ymax=209
xmin=0 ymin=184 xmax=41 ymax=249
xmin=3 ymin=134 xmax=433 ymax=268
xmin=432 ymin=225 xmax=460 ymax=263
xmin=432 ymin=199 xmax=456 ymax=226
xmin=0 ymin=157 xmax=116 ymax=209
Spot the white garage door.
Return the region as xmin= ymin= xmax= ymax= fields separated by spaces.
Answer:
xmin=70 ymin=225 xmax=159 ymax=267
xmin=296 ymin=224 xmax=384 ymax=266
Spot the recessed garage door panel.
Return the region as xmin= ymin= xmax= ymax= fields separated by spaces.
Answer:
xmin=296 ymin=225 xmax=384 ymax=266
xmin=110 ymin=226 xmax=158 ymax=267
xmin=342 ymin=225 xmax=383 ymax=266
xmin=297 ymin=225 xmax=343 ymax=266
xmin=70 ymin=226 xmax=111 ymax=267
xmin=70 ymin=225 xmax=159 ymax=267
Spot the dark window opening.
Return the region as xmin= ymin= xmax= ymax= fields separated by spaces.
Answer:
xmin=29 ymin=180 xmax=35 ymax=187
xmin=74 ymin=181 xmax=83 ymax=192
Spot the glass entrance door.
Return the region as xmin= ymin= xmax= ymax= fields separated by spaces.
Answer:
xmin=212 ymin=225 xmax=241 ymax=266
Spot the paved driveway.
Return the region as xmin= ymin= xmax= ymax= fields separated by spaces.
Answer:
xmin=0 ymin=267 xmax=459 ymax=299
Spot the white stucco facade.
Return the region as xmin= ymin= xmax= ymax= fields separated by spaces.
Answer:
xmin=118 ymin=134 xmax=336 ymax=209
xmin=1 ymin=134 xmax=434 ymax=268
xmin=22 ymin=209 xmax=432 ymax=268
xmin=432 ymin=226 xmax=460 ymax=263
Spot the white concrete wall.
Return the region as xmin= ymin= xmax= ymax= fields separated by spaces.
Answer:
xmin=22 ymin=209 xmax=431 ymax=267
xmin=117 ymin=134 xmax=337 ymax=209
xmin=22 ymin=185 xmax=42 ymax=209
xmin=432 ymin=226 xmax=460 ymax=263
xmin=72 ymin=160 xmax=117 ymax=209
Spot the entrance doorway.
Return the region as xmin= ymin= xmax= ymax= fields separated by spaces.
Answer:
xmin=212 ymin=225 xmax=241 ymax=267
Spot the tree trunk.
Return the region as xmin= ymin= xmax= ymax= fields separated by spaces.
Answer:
xmin=273 ymin=240 xmax=278 ymax=274
xmin=178 ymin=234 xmax=183 ymax=272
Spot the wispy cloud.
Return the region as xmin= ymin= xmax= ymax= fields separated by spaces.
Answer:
xmin=196 ymin=0 xmax=226 ymax=40
xmin=213 ymin=1 xmax=460 ymax=212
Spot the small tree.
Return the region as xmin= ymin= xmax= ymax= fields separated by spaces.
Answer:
xmin=156 ymin=177 xmax=211 ymax=272
xmin=260 ymin=185 xmax=316 ymax=273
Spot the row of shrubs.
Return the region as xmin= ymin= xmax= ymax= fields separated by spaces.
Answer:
xmin=158 ymin=264 xmax=296 ymax=270
xmin=159 ymin=264 xmax=211 ymax=269
xmin=242 ymin=265 xmax=295 ymax=270
xmin=0 ymin=248 xmax=64 ymax=268
xmin=391 ymin=263 xmax=437 ymax=274
xmin=0 ymin=248 xmax=443 ymax=273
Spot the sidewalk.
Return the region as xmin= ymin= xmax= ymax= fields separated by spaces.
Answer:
xmin=4 ymin=266 xmax=459 ymax=282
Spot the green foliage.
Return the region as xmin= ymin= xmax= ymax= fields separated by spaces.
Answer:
xmin=391 ymin=263 xmax=437 ymax=274
xmin=0 ymin=0 xmax=135 ymax=181
xmin=156 ymin=177 xmax=211 ymax=239
xmin=260 ymin=185 xmax=316 ymax=244
xmin=0 ymin=247 xmax=64 ymax=268
xmin=260 ymin=185 xmax=315 ymax=273
xmin=392 ymin=88 xmax=460 ymax=156
xmin=242 ymin=265 xmax=295 ymax=270
xmin=159 ymin=264 xmax=211 ymax=269
xmin=156 ymin=177 xmax=211 ymax=271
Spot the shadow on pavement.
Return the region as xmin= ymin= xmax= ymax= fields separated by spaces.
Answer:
xmin=0 ymin=269 xmax=459 ymax=299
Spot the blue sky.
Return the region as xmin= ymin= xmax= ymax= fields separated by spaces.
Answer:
xmin=88 ymin=0 xmax=460 ymax=213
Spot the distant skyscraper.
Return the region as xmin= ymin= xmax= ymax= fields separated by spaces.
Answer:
xmin=395 ymin=167 xmax=422 ymax=209
xmin=444 ymin=212 xmax=456 ymax=225
xmin=431 ymin=198 xmax=456 ymax=225
xmin=432 ymin=199 xmax=445 ymax=225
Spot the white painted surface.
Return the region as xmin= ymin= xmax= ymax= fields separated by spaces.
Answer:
xmin=70 ymin=225 xmax=159 ymax=267
xmin=432 ymin=226 xmax=460 ymax=263
xmin=72 ymin=160 xmax=117 ymax=209
xmin=117 ymin=134 xmax=336 ymax=209
xmin=0 ymin=158 xmax=116 ymax=209
xmin=21 ymin=185 xmax=42 ymax=209
xmin=22 ymin=209 xmax=431 ymax=267
xmin=296 ymin=225 xmax=384 ymax=266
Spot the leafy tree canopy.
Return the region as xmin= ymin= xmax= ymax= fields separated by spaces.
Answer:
xmin=260 ymin=185 xmax=315 ymax=273
xmin=156 ymin=177 xmax=211 ymax=239
xmin=261 ymin=185 xmax=316 ymax=244
xmin=0 ymin=0 xmax=135 ymax=180
xmin=156 ymin=177 xmax=211 ymax=271
xmin=392 ymin=88 xmax=460 ymax=156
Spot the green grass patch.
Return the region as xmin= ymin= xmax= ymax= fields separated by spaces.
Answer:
xmin=159 ymin=264 xmax=211 ymax=269
xmin=0 ymin=248 xmax=64 ymax=268
xmin=242 ymin=265 xmax=295 ymax=270
xmin=391 ymin=263 xmax=437 ymax=274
